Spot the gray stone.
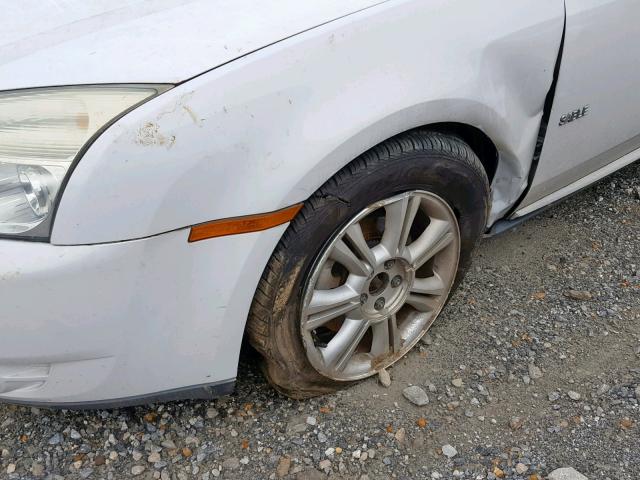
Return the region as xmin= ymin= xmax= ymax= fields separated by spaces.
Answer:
xmin=528 ymin=363 xmax=543 ymax=379
xmin=296 ymin=469 xmax=325 ymax=480
xmin=441 ymin=444 xmax=457 ymax=458
xmin=402 ymin=386 xmax=429 ymax=406
xmin=206 ymin=408 xmax=219 ymax=419
xmin=222 ymin=457 xmax=240 ymax=470
xmin=515 ymin=463 xmax=528 ymax=475
xmin=378 ymin=368 xmax=391 ymax=388
xmin=131 ymin=466 xmax=145 ymax=476
xmin=564 ymin=290 xmax=593 ymax=301
xmin=547 ymin=467 xmax=588 ymax=480
xmin=79 ymin=469 xmax=94 ymax=479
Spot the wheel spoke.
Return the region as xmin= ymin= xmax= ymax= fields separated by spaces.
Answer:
xmin=370 ymin=314 xmax=401 ymax=357
xmin=407 ymin=219 xmax=453 ymax=268
xmin=304 ymin=285 xmax=361 ymax=331
xmin=322 ymin=318 xmax=370 ymax=371
xmin=405 ymin=293 xmax=440 ymax=313
xmin=330 ymin=239 xmax=371 ymax=276
xmin=380 ymin=195 xmax=421 ymax=256
xmin=370 ymin=321 xmax=390 ymax=357
xmin=344 ymin=222 xmax=377 ymax=268
xmin=411 ymin=272 xmax=446 ymax=296
xmin=389 ymin=313 xmax=401 ymax=352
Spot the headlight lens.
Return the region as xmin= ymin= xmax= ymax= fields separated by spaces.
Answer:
xmin=0 ymin=85 xmax=167 ymax=237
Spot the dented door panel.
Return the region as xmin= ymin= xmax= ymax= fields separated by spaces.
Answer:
xmin=519 ymin=0 xmax=640 ymax=210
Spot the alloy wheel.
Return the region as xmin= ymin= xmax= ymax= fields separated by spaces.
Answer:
xmin=300 ymin=190 xmax=460 ymax=381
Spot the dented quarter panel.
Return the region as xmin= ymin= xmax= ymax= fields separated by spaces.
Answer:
xmin=51 ymin=0 xmax=564 ymax=245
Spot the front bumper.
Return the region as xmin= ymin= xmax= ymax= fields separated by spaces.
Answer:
xmin=0 ymin=225 xmax=285 ymax=407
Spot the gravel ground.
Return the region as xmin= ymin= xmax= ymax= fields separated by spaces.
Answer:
xmin=1 ymin=162 xmax=639 ymax=480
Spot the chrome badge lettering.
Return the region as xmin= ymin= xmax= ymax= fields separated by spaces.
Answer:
xmin=559 ymin=105 xmax=590 ymax=126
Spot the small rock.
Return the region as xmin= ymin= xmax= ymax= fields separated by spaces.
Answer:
xmin=287 ymin=419 xmax=307 ymax=435
xmin=79 ymin=468 xmax=94 ymax=479
xmin=222 ymin=458 xmax=240 ymax=470
xmin=548 ymin=391 xmax=560 ymax=402
xmin=206 ymin=408 xmax=219 ymax=419
xmin=31 ymin=463 xmax=45 ymax=477
xmin=477 ymin=384 xmax=490 ymax=396
xmin=132 ymin=451 xmax=143 ymax=461
xmin=352 ymin=449 xmax=361 ymax=459
xmin=528 ymin=363 xmax=543 ymax=379
xmin=378 ymin=368 xmax=391 ymax=388
xmin=306 ymin=416 xmax=317 ymax=426
xmin=161 ymin=440 xmax=176 ymax=450
xmin=297 ymin=469 xmax=325 ymax=480
xmin=509 ymin=416 xmax=524 ymax=430
xmin=6 ymin=464 xmax=16 ymax=474
xmin=420 ymin=333 xmax=433 ymax=345
xmin=319 ymin=459 xmax=331 ymax=471
xmin=131 ymin=466 xmax=145 ymax=476
xmin=276 ymin=456 xmax=291 ymax=478
xmin=568 ymin=391 xmax=581 ymax=401
xmin=547 ymin=467 xmax=588 ymax=480
xmin=402 ymin=385 xmax=429 ymax=406
xmin=564 ymin=290 xmax=592 ymax=301
xmin=394 ymin=428 xmax=406 ymax=444
xmin=48 ymin=433 xmax=63 ymax=445
xmin=635 ymin=385 xmax=640 ymax=399
xmin=441 ymin=444 xmax=457 ymax=458
xmin=451 ymin=378 xmax=464 ymax=388
xmin=317 ymin=432 xmax=327 ymax=443
xmin=148 ymin=452 xmax=161 ymax=463
xmin=515 ymin=463 xmax=528 ymax=474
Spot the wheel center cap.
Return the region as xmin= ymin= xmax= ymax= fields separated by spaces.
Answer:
xmin=360 ymin=258 xmax=414 ymax=320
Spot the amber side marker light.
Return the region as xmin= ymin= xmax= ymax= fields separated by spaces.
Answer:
xmin=188 ymin=203 xmax=303 ymax=243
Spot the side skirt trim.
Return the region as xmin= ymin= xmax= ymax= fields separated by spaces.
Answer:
xmin=512 ymin=148 xmax=640 ymax=218
xmin=0 ymin=379 xmax=235 ymax=410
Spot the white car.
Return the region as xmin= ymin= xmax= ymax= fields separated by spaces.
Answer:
xmin=1 ymin=0 xmax=638 ymax=407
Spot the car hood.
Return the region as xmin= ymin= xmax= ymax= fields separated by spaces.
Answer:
xmin=0 ymin=0 xmax=385 ymax=91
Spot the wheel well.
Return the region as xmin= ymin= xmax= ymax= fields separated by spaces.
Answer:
xmin=414 ymin=122 xmax=499 ymax=182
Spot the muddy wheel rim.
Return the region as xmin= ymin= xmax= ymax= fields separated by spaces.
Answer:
xmin=300 ymin=190 xmax=461 ymax=381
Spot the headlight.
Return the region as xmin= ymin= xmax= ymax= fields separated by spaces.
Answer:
xmin=0 ymin=85 xmax=169 ymax=238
